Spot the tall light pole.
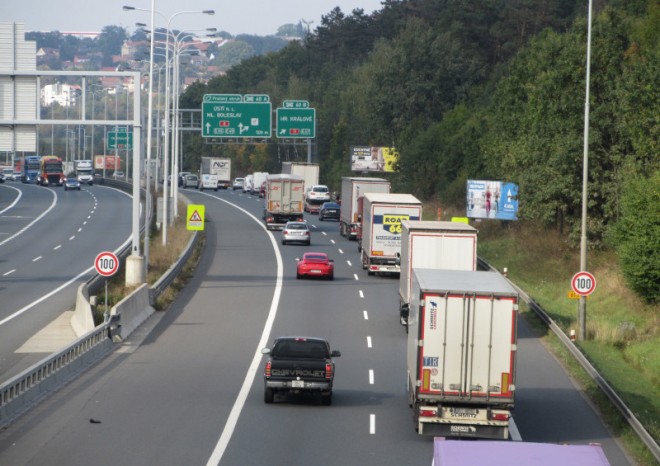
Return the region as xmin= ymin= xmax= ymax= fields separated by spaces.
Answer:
xmin=578 ymin=0 xmax=594 ymax=341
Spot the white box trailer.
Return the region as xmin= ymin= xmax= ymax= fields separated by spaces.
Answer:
xmin=359 ymin=192 xmax=421 ymax=274
xmin=339 ymin=176 xmax=390 ymax=239
xmin=263 ymin=174 xmax=305 ymax=230
xmin=199 ymin=157 xmax=231 ymax=189
xmin=281 ymin=162 xmax=319 ymax=193
xmin=407 ymin=269 xmax=518 ymax=439
xmin=399 ymin=220 xmax=478 ymax=328
xmin=252 ymin=171 xmax=269 ymax=195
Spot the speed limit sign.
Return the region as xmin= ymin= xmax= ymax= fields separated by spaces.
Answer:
xmin=95 ymin=251 xmax=119 ymax=277
xmin=571 ymin=271 xmax=597 ymax=296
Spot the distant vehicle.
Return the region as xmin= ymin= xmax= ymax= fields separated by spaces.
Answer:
xmin=296 ymin=252 xmax=334 ymax=280
xmin=74 ymin=159 xmax=94 ymax=185
xmin=318 ymin=202 xmax=340 ymax=221
xmin=21 ymin=155 xmax=41 ymax=183
xmin=1 ymin=167 xmax=13 ymax=180
xmin=11 ymin=171 xmax=22 ymax=181
xmin=339 ymin=176 xmax=390 ymax=239
xmin=0 ymin=173 xmax=4 ymax=183
xmin=262 ymin=336 xmax=341 ymax=405
xmin=37 ymin=155 xmax=65 ymax=186
xmin=112 ymin=170 xmax=125 ymax=179
xmin=252 ymin=172 xmax=269 ymax=195
xmin=178 ymin=171 xmax=191 ymax=187
xmin=306 ymin=185 xmax=331 ymax=202
xmin=63 ymin=176 xmax=81 ymax=191
xmin=183 ymin=174 xmax=199 ymax=188
xmin=243 ymin=174 xmax=254 ymax=193
xmin=232 ymin=177 xmax=244 ymax=190
xmin=304 ymin=198 xmax=324 ymax=214
xmin=259 ymin=181 xmax=266 ymax=198
xmin=281 ymin=221 xmax=311 ymax=245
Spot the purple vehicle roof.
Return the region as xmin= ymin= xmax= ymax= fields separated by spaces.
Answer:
xmin=433 ymin=439 xmax=610 ymax=466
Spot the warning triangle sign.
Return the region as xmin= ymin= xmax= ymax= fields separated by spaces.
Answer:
xmin=189 ymin=210 xmax=202 ymax=222
xmin=187 ymin=204 xmax=205 ymax=231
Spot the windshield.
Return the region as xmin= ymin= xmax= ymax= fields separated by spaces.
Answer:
xmin=272 ymin=340 xmax=329 ymax=359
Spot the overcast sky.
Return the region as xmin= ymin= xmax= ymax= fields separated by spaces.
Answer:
xmin=3 ymin=0 xmax=385 ymax=37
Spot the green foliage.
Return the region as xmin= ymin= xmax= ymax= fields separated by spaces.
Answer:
xmin=212 ymin=41 xmax=256 ymax=72
xmin=610 ymin=170 xmax=660 ymax=304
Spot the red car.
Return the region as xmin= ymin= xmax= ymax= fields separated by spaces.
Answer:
xmin=296 ymin=252 xmax=334 ymax=280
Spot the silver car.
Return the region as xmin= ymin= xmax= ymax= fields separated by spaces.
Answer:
xmin=281 ymin=221 xmax=311 ymax=245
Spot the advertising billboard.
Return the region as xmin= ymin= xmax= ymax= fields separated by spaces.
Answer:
xmin=94 ymin=155 xmax=122 ymax=170
xmin=467 ymin=180 xmax=518 ymax=220
xmin=350 ymin=146 xmax=398 ymax=173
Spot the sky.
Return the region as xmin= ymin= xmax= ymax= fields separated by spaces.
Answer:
xmin=2 ymin=0 xmax=385 ymax=37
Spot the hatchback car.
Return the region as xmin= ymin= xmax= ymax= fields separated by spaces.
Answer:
xmin=318 ymin=202 xmax=341 ymax=221
xmin=183 ymin=174 xmax=199 ymax=188
xmin=281 ymin=221 xmax=311 ymax=245
xmin=64 ymin=177 xmax=81 ymax=191
xmin=233 ymin=177 xmax=245 ymax=190
xmin=306 ymin=185 xmax=331 ymax=202
xmin=296 ymin=252 xmax=334 ymax=280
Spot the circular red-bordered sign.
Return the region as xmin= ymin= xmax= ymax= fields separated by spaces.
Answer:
xmin=571 ymin=271 xmax=597 ymax=296
xmin=95 ymin=251 xmax=119 ymax=277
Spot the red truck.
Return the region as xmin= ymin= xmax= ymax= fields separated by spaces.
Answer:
xmin=37 ymin=155 xmax=65 ymax=186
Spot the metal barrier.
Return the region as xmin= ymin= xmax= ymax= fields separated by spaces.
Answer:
xmin=477 ymin=258 xmax=660 ymax=461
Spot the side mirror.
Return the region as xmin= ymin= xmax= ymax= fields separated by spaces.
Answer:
xmin=330 ymin=350 xmax=341 ymax=358
xmin=261 ymin=347 xmax=271 ymax=355
xmin=295 ymin=258 xmax=300 ymax=262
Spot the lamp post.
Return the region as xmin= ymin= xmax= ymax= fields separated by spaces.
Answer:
xmin=124 ymin=5 xmax=214 ymax=246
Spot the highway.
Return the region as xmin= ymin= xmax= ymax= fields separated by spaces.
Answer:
xmin=0 ymin=182 xmax=132 ymax=381
xmin=0 ymin=188 xmax=633 ymax=465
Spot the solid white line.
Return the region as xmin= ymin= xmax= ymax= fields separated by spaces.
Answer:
xmin=197 ymin=192 xmax=283 ymax=466
xmin=359 ymin=290 xmax=364 ymax=298
xmin=370 ymin=414 xmax=376 ymax=434
xmin=369 ymin=369 xmax=374 ymax=384
xmin=338 ymin=249 xmax=343 ymax=254
xmin=509 ymin=417 xmax=522 ymax=441
xmin=363 ymin=310 xmax=368 ymax=320
xmin=367 ymin=336 xmax=372 ymax=348
xmin=354 ymin=273 xmax=359 ymax=281
xmin=0 ymin=185 xmax=22 ymax=215
xmin=3 ymin=269 xmax=16 ymax=276
xmin=0 ymin=187 xmax=56 ymax=247
xmin=33 ymin=256 xmax=42 ymax=262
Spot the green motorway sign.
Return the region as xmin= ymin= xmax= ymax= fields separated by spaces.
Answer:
xmin=276 ymin=106 xmax=315 ymax=138
xmin=107 ymin=130 xmax=133 ymax=150
xmin=202 ymin=94 xmax=271 ymax=138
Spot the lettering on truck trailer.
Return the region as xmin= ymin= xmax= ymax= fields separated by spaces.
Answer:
xmin=382 ymin=214 xmax=410 ymax=233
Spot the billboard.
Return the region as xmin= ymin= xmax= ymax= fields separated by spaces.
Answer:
xmin=94 ymin=155 xmax=122 ymax=170
xmin=467 ymin=180 xmax=518 ymax=220
xmin=350 ymin=146 xmax=398 ymax=173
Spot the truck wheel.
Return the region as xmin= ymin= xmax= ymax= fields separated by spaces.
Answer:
xmin=264 ymin=388 xmax=274 ymax=404
xmin=321 ymin=391 xmax=332 ymax=406
xmin=361 ymin=252 xmax=368 ymax=270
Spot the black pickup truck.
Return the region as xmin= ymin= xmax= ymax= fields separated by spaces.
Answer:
xmin=262 ymin=336 xmax=341 ymax=406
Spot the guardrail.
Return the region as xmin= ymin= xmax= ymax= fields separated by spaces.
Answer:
xmin=477 ymin=258 xmax=660 ymax=462
xmin=0 ymin=179 xmax=199 ymax=429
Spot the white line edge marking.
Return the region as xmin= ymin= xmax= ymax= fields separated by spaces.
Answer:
xmin=370 ymin=414 xmax=376 ymax=434
xmin=198 ymin=192 xmax=283 ymax=466
xmin=509 ymin=417 xmax=522 ymax=441
xmin=363 ymin=310 xmax=368 ymax=320
xmin=359 ymin=290 xmax=364 ymax=298
xmin=0 ymin=187 xmax=56 ymax=247
xmin=367 ymin=336 xmax=372 ymax=348
xmin=369 ymin=369 xmax=374 ymax=384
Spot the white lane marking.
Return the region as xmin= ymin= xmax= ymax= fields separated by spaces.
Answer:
xmin=322 ymin=231 xmax=327 ymax=236
xmin=370 ymin=414 xmax=376 ymax=434
xmin=367 ymin=336 xmax=372 ymax=348
xmin=363 ymin=310 xmax=369 ymax=320
xmin=83 ymin=221 xmax=87 ymax=225
xmin=354 ymin=273 xmax=359 ymax=281
xmin=69 ymin=236 xmax=75 ymax=240
xmin=509 ymin=417 xmax=522 ymax=441
xmin=369 ymin=369 xmax=374 ymax=385
xmin=311 ymin=224 xmax=318 ymax=229
xmin=33 ymin=256 xmax=42 ymax=262
xmin=3 ymin=269 xmax=16 ymax=276
xmin=53 ymin=245 xmax=62 ymax=250
xmin=0 ymin=185 xmax=22 ymax=215
xmin=78 ymin=227 xmax=82 ymax=232
xmin=338 ymin=249 xmax=343 ymax=254
xmin=330 ymin=239 xmax=335 ymax=244
xmin=0 ymin=236 xmax=131 ymax=327
xmin=346 ymin=260 xmax=352 ymax=266
xmin=0 ymin=187 xmax=56 ymax=247
xmin=359 ymin=290 xmax=364 ymax=298
xmin=197 ymin=191 xmax=283 ymax=466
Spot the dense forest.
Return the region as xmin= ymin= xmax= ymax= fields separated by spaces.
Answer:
xmin=179 ymin=0 xmax=659 ymax=304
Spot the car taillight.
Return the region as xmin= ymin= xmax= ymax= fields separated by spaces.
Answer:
xmin=325 ymin=363 xmax=333 ymax=379
xmin=304 ymin=231 xmax=309 ymax=236
xmin=265 ymin=361 xmax=272 ymax=378
xmin=283 ymin=230 xmax=289 ymax=235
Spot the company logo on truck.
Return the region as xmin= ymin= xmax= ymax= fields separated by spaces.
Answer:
xmin=382 ymin=214 xmax=409 ymax=233
xmin=429 ymin=300 xmax=438 ymax=329
xmin=271 ymin=368 xmax=325 ymax=377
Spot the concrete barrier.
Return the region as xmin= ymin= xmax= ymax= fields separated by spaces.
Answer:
xmin=71 ymin=283 xmax=95 ymax=337
xmin=110 ymin=284 xmax=154 ymax=340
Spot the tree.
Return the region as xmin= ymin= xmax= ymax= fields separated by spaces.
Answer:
xmin=97 ymin=26 xmax=127 ymax=66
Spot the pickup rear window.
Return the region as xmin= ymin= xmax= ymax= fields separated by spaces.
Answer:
xmin=272 ymin=340 xmax=329 ymax=359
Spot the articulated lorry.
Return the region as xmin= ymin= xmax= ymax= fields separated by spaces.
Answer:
xmin=407 ymin=269 xmax=518 ymax=439
xmin=74 ymin=159 xmax=94 ymax=185
xmin=199 ymin=157 xmax=231 ymax=190
xmin=339 ymin=176 xmax=390 ymax=240
xmin=263 ymin=174 xmax=305 ymax=230
xmin=281 ymin=162 xmax=319 ymax=194
xmin=37 ymin=155 xmax=65 ymax=186
xmin=359 ymin=192 xmax=421 ymax=274
xmin=399 ymin=220 xmax=478 ymax=328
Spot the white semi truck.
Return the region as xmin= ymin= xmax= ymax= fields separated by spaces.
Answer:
xmin=199 ymin=157 xmax=231 ymax=190
xmin=359 ymin=192 xmax=421 ymax=274
xmin=339 ymin=176 xmax=390 ymax=240
xmin=399 ymin=220 xmax=478 ymax=328
xmin=74 ymin=159 xmax=94 ymax=185
xmin=281 ymin=162 xmax=319 ymax=194
xmin=407 ymin=269 xmax=518 ymax=439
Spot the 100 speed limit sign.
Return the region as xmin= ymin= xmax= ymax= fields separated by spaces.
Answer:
xmin=571 ymin=271 xmax=597 ymax=296
xmin=95 ymin=251 xmax=119 ymax=277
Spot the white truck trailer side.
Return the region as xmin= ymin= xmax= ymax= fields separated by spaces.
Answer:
xmin=252 ymin=171 xmax=269 ymax=195
xmin=399 ymin=220 xmax=478 ymax=327
xmin=263 ymin=174 xmax=305 ymax=230
xmin=339 ymin=176 xmax=390 ymax=240
xmin=359 ymin=192 xmax=421 ymax=274
xmin=281 ymin=162 xmax=319 ymax=194
xmin=407 ymin=269 xmax=518 ymax=439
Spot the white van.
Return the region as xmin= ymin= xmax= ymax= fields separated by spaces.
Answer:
xmin=243 ymin=174 xmax=254 ymax=193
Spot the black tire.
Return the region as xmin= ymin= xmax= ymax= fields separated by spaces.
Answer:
xmin=297 ymin=272 xmax=302 ymax=279
xmin=321 ymin=391 xmax=332 ymax=406
xmin=281 ymin=239 xmax=286 ymax=245
xmin=306 ymin=241 xmax=311 ymax=246
xmin=264 ymin=388 xmax=274 ymax=404
xmin=328 ymin=273 xmax=334 ymax=281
